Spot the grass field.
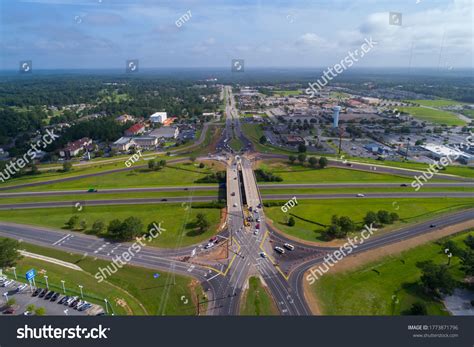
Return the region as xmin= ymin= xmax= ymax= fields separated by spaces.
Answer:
xmin=2 ymin=238 xmax=203 ymax=315
xmin=398 ymin=106 xmax=465 ymax=126
xmin=311 ymin=231 xmax=473 ymax=315
xmin=6 ymin=163 xmax=220 ymax=192
xmin=259 ymin=162 xmax=417 ymax=183
xmin=0 ymin=190 xmax=221 ymax=205
xmin=272 ymin=90 xmax=301 ymax=97
xmin=265 ymin=198 xmax=474 ymax=242
xmin=0 ymin=203 xmax=222 ymax=248
xmin=407 ymin=99 xmax=467 ymax=107
xmin=240 ymin=277 xmax=278 ymax=316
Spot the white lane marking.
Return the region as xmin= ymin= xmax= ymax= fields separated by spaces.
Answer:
xmin=207 ymin=273 xmax=220 ymax=281
xmin=52 ymin=234 xmax=71 ymax=246
xmin=187 ymin=265 xmax=195 ymax=272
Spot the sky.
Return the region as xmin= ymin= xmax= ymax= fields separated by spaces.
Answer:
xmin=0 ymin=0 xmax=472 ymax=70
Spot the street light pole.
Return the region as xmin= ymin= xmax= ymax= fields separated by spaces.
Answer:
xmin=61 ymin=280 xmax=66 ymax=294
xmin=12 ymin=267 xmax=17 ymax=280
xmin=44 ymin=276 xmax=49 ymax=290
xmin=78 ymin=285 xmax=84 ymax=299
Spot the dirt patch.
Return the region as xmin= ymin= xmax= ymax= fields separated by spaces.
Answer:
xmin=115 ymin=298 xmax=133 ymax=316
xmin=200 ymin=160 xmax=226 ymax=171
xmin=303 ymin=278 xmax=322 ymax=315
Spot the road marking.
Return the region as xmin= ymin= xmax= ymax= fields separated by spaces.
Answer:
xmin=187 ymin=265 xmax=195 ymax=272
xmin=52 ymin=234 xmax=71 ymax=246
xmin=207 ymin=273 xmax=220 ymax=281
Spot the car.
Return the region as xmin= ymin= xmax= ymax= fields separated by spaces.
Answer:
xmin=2 ymin=279 xmax=14 ymax=287
xmin=346 ymin=163 xmax=353 ymax=167
xmin=209 ymin=236 xmax=218 ymax=243
xmin=274 ymin=246 xmax=285 ymax=254
xmin=255 ymin=224 xmax=260 ymax=229
xmin=284 ymin=243 xmax=295 ymax=251
xmin=16 ymin=284 xmax=28 ymax=292
xmin=23 ymin=310 xmax=34 ymax=316
xmin=44 ymin=291 xmax=55 ymax=300
xmin=58 ymin=296 xmax=69 ymax=304
xmin=256 ymin=218 xmax=261 ymax=222
xmin=254 ymin=230 xmax=259 ymax=235
xmin=259 ymin=252 xmax=267 ymax=258
xmin=257 ymin=203 xmax=262 ymax=208
xmin=430 ymin=224 xmax=436 ymax=228
xmin=3 ymin=307 xmax=15 ymax=314
xmin=204 ymin=242 xmax=214 ymax=249
xmin=32 ymin=288 xmax=41 ymax=297
xmin=65 ymin=296 xmax=77 ymax=306
xmin=248 ymin=206 xmax=253 ymax=211
xmin=400 ymin=183 xmax=408 ymax=187
xmin=233 ymin=203 xmax=237 ymax=207
xmin=50 ymin=292 xmax=60 ymax=302
xmin=184 ymin=188 xmax=188 ymax=191
xmin=231 ymin=192 xmax=235 ymax=196
xmin=87 ymin=188 xmax=98 ymax=193
xmin=0 ymin=276 xmax=7 ymax=282
xmin=73 ymin=300 xmax=84 ymax=309
xmin=356 ymin=193 xmax=365 ymax=197
xmin=160 ymin=198 xmax=168 ymax=201
xmin=70 ymin=299 xmax=81 ymax=308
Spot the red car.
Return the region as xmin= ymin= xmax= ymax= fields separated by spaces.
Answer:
xmin=209 ymin=236 xmax=219 ymax=244
xmin=256 ymin=224 xmax=260 ymax=229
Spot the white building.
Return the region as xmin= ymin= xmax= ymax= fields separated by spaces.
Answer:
xmin=150 ymin=112 xmax=167 ymax=124
xmin=113 ymin=137 xmax=135 ymax=151
xmin=421 ymin=143 xmax=472 ymax=163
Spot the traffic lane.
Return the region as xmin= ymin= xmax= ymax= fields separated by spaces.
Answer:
xmin=0 ymin=158 xmax=188 ymax=192
xmin=262 ymin=192 xmax=474 ymax=199
xmin=0 ymin=186 xmax=219 ymax=197
xmin=258 ymin=182 xmax=474 ymax=189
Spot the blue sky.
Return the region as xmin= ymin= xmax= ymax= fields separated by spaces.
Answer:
xmin=0 ymin=0 xmax=472 ymax=69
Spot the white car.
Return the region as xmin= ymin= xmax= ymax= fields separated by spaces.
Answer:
xmin=284 ymin=243 xmax=295 ymax=251
xmin=2 ymin=279 xmax=14 ymax=287
xmin=259 ymin=252 xmax=267 ymax=258
xmin=205 ymin=242 xmax=214 ymax=249
xmin=274 ymin=246 xmax=285 ymax=254
xmin=356 ymin=193 xmax=365 ymax=197
xmin=233 ymin=203 xmax=237 ymax=207
xmin=253 ymin=230 xmax=259 ymax=235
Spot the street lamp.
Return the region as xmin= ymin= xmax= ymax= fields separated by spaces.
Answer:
xmin=12 ymin=267 xmax=17 ymax=280
xmin=3 ymin=292 xmax=8 ymax=303
xmin=78 ymin=285 xmax=84 ymax=299
xmin=44 ymin=275 xmax=49 ymax=290
xmin=61 ymin=280 xmax=66 ymax=294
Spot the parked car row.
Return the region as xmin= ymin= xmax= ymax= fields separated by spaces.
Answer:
xmin=274 ymin=243 xmax=295 ymax=255
xmin=32 ymin=288 xmax=93 ymax=311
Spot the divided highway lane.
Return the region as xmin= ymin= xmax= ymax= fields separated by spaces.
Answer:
xmin=2 ymin=192 xmax=473 ymax=210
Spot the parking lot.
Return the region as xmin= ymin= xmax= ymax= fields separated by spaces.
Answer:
xmin=0 ymin=276 xmax=103 ymax=316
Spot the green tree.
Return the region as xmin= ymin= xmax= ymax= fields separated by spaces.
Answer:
xmin=418 ymin=261 xmax=456 ymax=297
xmin=26 ymin=304 xmax=36 ymax=313
xmin=6 ymin=298 xmax=16 ymax=307
xmin=199 ymin=162 xmax=205 ymax=169
xmin=62 ymin=161 xmax=73 ymax=172
xmin=65 ymin=215 xmax=79 ymax=230
xmin=297 ymin=154 xmax=306 ymax=164
xmin=288 ymin=155 xmax=296 ymax=164
xmin=118 ymin=217 xmax=144 ymax=241
xmin=79 ymin=219 xmax=87 ymax=230
xmin=298 ymin=143 xmax=307 ymax=153
xmin=148 ymin=159 xmax=156 ymax=170
xmin=363 ymin=211 xmax=378 ymax=226
xmin=377 ymin=210 xmax=392 ymax=224
xmin=338 ymin=216 xmax=356 ymax=233
xmin=195 ymin=213 xmax=210 ymax=233
xmin=407 ymin=302 xmax=427 ymax=315
xmin=107 ymin=219 xmax=123 ymax=237
xmin=35 ymin=307 xmax=46 ymax=316
xmin=288 ymin=216 xmax=295 ymax=226
xmin=318 ymin=156 xmax=328 ymax=168
xmin=91 ymin=220 xmax=105 ymax=234
xmin=0 ymin=238 xmax=21 ymax=269
xmin=259 ymin=135 xmax=267 ymax=144
xmin=389 ymin=212 xmax=399 ymax=223
xmin=308 ymin=157 xmax=318 ymax=168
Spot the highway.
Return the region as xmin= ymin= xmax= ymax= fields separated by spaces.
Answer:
xmin=1 ymin=192 xmax=472 ymax=210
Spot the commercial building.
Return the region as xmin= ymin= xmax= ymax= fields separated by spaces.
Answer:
xmin=149 ymin=127 xmax=179 ymax=139
xmin=150 ymin=112 xmax=168 ymax=124
xmin=112 ymin=137 xmax=135 ymax=151
xmin=59 ymin=138 xmax=93 ymax=158
xmin=124 ymin=123 xmax=145 ymax=137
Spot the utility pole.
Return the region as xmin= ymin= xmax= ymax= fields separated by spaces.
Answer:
xmin=338 ymin=127 xmax=344 ymax=155
xmin=405 ymin=137 xmax=410 ymax=160
xmin=196 ymin=294 xmax=200 ymax=316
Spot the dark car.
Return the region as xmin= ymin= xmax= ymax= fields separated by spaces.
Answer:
xmin=70 ymin=299 xmax=80 ymax=308
xmin=44 ymin=291 xmax=55 ymax=300
xmin=430 ymin=224 xmax=436 ymax=228
xmin=161 ymin=198 xmax=168 ymax=201
xmin=87 ymin=188 xmax=98 ymax=193
xmin=58 ymin=296 xmax=69 ymax=305
xmin=3 ymin=307 xmax=15 ymax=314
xmin=400 ymin=184 xmax=408 ymax=187
xmin=32 ymin=288 xmax=41 ymax=297
xmin=50 ymin=293 xmax=60 ymax=302
xmin=38 ymin=289 xmax=48 ymax=298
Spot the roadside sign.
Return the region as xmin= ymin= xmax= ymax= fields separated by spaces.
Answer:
xmin=25 ymin=269 xmax=36 ymax=281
